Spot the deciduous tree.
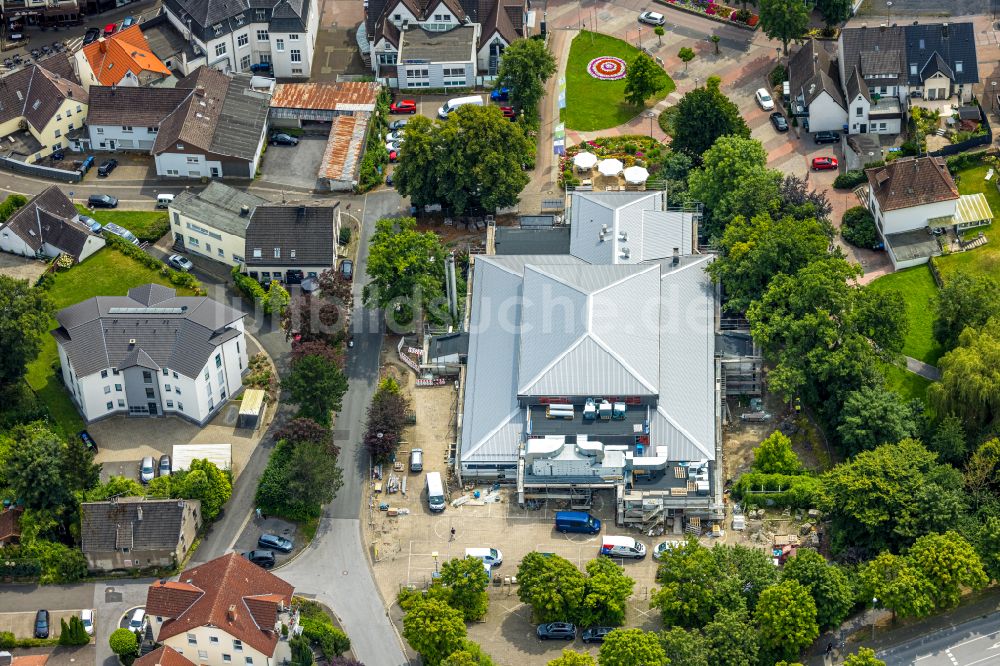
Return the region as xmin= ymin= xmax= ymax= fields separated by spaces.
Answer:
xmin=781 ymin=549 xmax=854 ymax=630
xmin=670 ymin=85 xmax=750 ymax=159
xmin=934 ymin=272 xmax=1000 ymax=351
xmin=858 ymin=552 xmax=935 ymax=620
xmin=843 ymin=647 xmax=886 ymax=666
xmin=928 ymin=415 xmax=968 ymax=465
xmin=658 ymin=626 xmax=709 ymax=666
xmin=751 ymin=431 xmax=802 ymax=475
xmin=109 ymin=628 xmax=139 ymax=663
xmin=816 ymin=0 xmax=853 ymax=27
xmin=579 ymin=556 xmax=634 ymax=627
xmin=759 ymin=0 xmax=810 ymax=54
xmin=650 ymin=538 xmax=734 ymax=627
xmin=704 ymin=607 xmax=758 ymax=666
xmin=711 ymin=543 xmax=779 ymax=611
xmin=175 ymin=459 xmax=232 ymax=522
xmin=495 ymin=37 xmax=557 ymax=112
xmin=907 ymin=531 xmax=988 ymax=610
xmin=0 ymin=275 xmax=53 ymax=391
xmin=516 ymin=552 xmax=586 ymax=623
xmin=929 ymin=317 xmax=1000 ymax=428
xmin=779 ymin=174 xmax=833 ymax=222
xmin=678 ymin=46 xmax=695 ymax=71
xmin=284 ymin=440 xmax=344 ymax=511
xmin=546 ymin=650 xmax=594 ymax=666
xmin=624 ymin=53 xmax=665 ymax=107
xmin=363 ymin=216 xmax=447 ymax=325
xmin=836 ymin=386 xmax=920 ymax=456
xmin=6 ymin=423 xmax=73 ymax=511
xmin=974 ymin=516 xmax=1000 ymax=582
xmin=401 ymin=597 xmax=467 ymax=666
xmin=754 ymin=580 xmax=819 ymax=664
xmin=284 ymin=354 xmax=349 ymax=426
xmin=85 ymin=476 xmax=146 ymax=501
xmin=598 ymin=629 xmax=668 ymax=666
xmin=440 ymin=556 xmax=490 ymax=621
xmin=441 ymin=640 xmax=495 ymax=666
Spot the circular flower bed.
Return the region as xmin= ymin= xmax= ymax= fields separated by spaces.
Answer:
xmin=587 ymin=56 xmax=627 ymax=80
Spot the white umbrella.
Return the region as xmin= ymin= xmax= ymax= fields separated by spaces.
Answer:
xmin=597 ymin=158 xmax=624 ymax=177
xmin=623 ymin=165 xmax=650 ymax=184
xmin=573 ymin=151 xmax=598 ymax=170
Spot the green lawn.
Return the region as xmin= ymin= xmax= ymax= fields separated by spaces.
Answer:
xmin=25 ymin=249 xmax=196 ymax=437
xmin=869 ymin=265 xmax=943 ymax=365
xmin=561 ymin=31 xmax=675 ymax=131
xmin=953 ymin=163 xmax=1000 ymax=240
xmin=75 ymin=205 xmax=170 ymax=243
xmin=883 ymin=363 xmax=932 ymax=402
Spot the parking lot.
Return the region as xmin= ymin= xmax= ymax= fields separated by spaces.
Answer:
xmin=258 ymin=136 xmax=328 ymax=191
xmin=0 ymin=610 xmax=85 ymax=640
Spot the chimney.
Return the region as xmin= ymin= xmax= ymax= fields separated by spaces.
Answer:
xmin=227 ymin=604 xmax=237 ymax=622
xmin=240 ymin=204 xmax=250 ymax=216
xmin=672 ymin=247 xmax=679 ymax=266
xmin=880 ymin=23 xmax=886 ymax=31
xmin=194 ymin=85 xmax=205 ymax=96
xmin=99 ymin=40 xmax=107 ymax=53
xmin=137 ymin=506 xmax=143 ymax=521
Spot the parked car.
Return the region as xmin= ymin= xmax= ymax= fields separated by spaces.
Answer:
xmin=51 ymin=150 xmax=65 ymax=161
xmin=388 ymin=149 xmax=398 ymax=162
xmin=78 ymin=430 xmax=98 ymax=453
xmin=537 ymin=622 xmax=576 ymax=640
xmin=121 ymin=16 xmax=136 ymax=28
xmin=582 ymin=626 xmax=614 ymax=644
xmin=81 ymin=608 xmax=94 ymax=636
xmin=385 ymin=140 xmax=402 ymax=152
xmin=243 ymin=550 xmax=276 ymax=568
xmin=499 ymin=106 xmax=516 ymax=119
xmin=258 ymin=533 xmax=294 ymax=552
xmin=250 ymin=62 xmax=273 ymax=74
xmin=769 ymin=112 xmax=788 ymax=132
xmin=270 ymin=133 xmax=299 ymax=146
xmin=811 ymin=156 xmax=838 ymax=171
xmin=490 ymin=87 xmax=510 ymax=102
xmin=385 ymin=129 xmax=406 ymax=143
xmin=79 ymin=215 xmax=101 ymax=234
xmin=168 ymin=254 xmax=193 ymax=272
xmin=139 ymin=456 xmax=155 ymax=484
xmin=97 ymin=158 xmax=118 ymax=176
xmin=388 ymin=119 xmax=409 ymax=131
xmin=103 ymin=23 xmax=117 ymax=37
xmin=652 ymin=540 xmax=682 ymax=561
xmin=158 ymin=454 xmax=172 ymax=477
xmin=83 ymin=27 xmax=100 ymax=45
xmin=87 ymin=193 xmax=118 ymax=208
xmin=102 ymin=222 xmax=138 ymax=244
xmin=813 ymin=130 xmax=840 ymax=144
xmin=340 ymin=259 xmax=353 ymax=280
xmin=755 ymin=88 xmax=774 ymax=111
xmin=34 ymin=610 xmax=49 ymax=639
xmin=638 ymin=10 xmax=666 ymax=26
xmin=390 ymin=99 xmax=417 ymax=114
xmin=128 ymin=609 xmax=147 ymax=633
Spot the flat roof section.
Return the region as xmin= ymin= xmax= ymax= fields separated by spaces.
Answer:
xmin=528 ymin=404 xmax=649 ymax=439
xmin=885 ymin=229 xmax=941 ymax=262
xmin=494 ymin=227 xmax=570 ymax=255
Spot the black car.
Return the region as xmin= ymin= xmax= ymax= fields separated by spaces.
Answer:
xmin=814 ymin=131 xmax=840 ymax=144
xmin=87 ymin=193 xmax=118 ymax=208
xmin=769 ymin=112 xmax=788 ymax=132
xmin=243 ymin=550 xmax=276 ymax=568
xmin=582 ymin=626 xmax=614 ymax=644
xmin=83 ymin=27 xmax=100 ymax=45
xmin=258 ymin=533 xmax=294 ymax=553
xmin=51 ymin=150 xmax=65 ymax=160
xmin=34 ymin=610 xmax=49 ymax=639
xmin=158 ymin=454 xmax=172 ymax=477
xmin=78 ymin=430 xmax=98 ymax=453
xmin=270 ymin=133 xmax=299 ymax=146
xmin=339 ymin=259 xmax=353 ymax=280
xmin=536 ymin=622 xmax=576 ymax=640
xmin=388 ymin=119 xmax=409 ymax=131
xmin=97 ymin=158 xmax=118 ymax=176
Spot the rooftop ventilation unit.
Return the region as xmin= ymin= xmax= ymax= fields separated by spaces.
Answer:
xmin=618 ymin=231 xmax=628 ymax=241
xmin=620 ymin=247 xmax=630 ymax=259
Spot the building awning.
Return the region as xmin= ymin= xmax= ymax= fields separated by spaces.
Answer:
xmin=956 ymin=193 xmax=993 ymax=226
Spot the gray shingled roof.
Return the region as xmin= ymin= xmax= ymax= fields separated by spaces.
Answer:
xmin=81 ymin=498 xmax=198 ymax=553
xmin=1 ymin=186 xmax=101 ymax=261
xmin=788 ymin=39 xmax=845 ymax=110
xmin=905 ymin=22 xmax=978 ymax=86
xmin=52 ymin=285 xmax=245 ymax=379
xmin=211 ymin=73 xmax=271 ymax=160
xmin=244 ymin=205 xmax=338 ymax=267
xmin=170 ymin=182 xmax=269 ymax=238
xmin=840 ymin=25 xmax=906 ymax=85
xmin=86 ymin=86 xmax=192 ymax=127
xmin=0 ymin=63 xmax=87 ymax=131
xmin=269 ymin=0 xmax=308 ymax=32
xmin=399 ymin=25 xmax=476 ymax=62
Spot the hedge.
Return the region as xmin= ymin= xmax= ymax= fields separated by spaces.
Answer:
xmin=841 ymin=206 xmax=879 ymax=249
xmin=232 ymin=264 xmax=267 ymax=302
xmin=0 ymin=193 xmax=28 ymax=223
xmin=255 ymin=440 xmax=323 ymax=521
xmin=946 ymin=150 xmax=989 ymax=173
xmin=833 ymin=170 xmax=867 ymax=189
xmin=732 ymin=471 xmax=822 ymax=509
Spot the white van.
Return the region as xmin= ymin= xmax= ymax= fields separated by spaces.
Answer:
xmin=438 ymin=95 xmax=484 ymax=119
xmin=599 ymin=536 xmax=647 ymax=559
xmin=465 ymin=547 xmax=503 ymax=567
xmin=156 ymin=193 xmax=175 ymax=209
xmin=426 ymin=471 xmax=446 ymax=512
xmin=128 ymin=609 xmax=147 ymax=632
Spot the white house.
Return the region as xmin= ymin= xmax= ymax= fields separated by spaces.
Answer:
xmin=169 ymin=182 xmax=268 ymax=266
xmin=0 ymin=186 xmax=105 ymax=262
xmin=161 ymin=0 xmax=319 ymax=78
xmin=786 ymin=39 xmax=847 ymax=133
xmin=52 ymin=284 xmax=248 ymax=425
xmin=145 ymin=552 xmax=297 ymax=666
xmin=865 ymin=156 xmax=991 ymax=269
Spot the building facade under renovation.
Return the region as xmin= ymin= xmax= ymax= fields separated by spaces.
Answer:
xmin=453 ymin=191 xmax=752 ymax=531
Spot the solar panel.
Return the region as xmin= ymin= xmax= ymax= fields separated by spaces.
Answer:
xmin=108 ymin=307 xmax=186 ymax=314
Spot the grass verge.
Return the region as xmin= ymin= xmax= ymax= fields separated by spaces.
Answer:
xmin=868 ymin=265 xmax=943 ymax=365
xmin=953 ymin=162 xmax=1000 ymax=240
xmin=75 ymin=205 xmax=170 ymax=243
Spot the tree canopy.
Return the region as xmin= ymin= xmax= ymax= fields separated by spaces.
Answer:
xmin=495 ymin=37 xmax=556 ymax=112
xmin=516 ymin=552 xmax=586 ymax=623
xmin=843 ymin=647 xmax=886 ymax=666
xmin=836 ymin=386 xmax=920 ymax=457
xmin=751 ymin=431 xmax=802 ymax=475
xmin=670 ymin=84 xmax=750 ymax=160
xmin=930 ymin=317 xmax=1000 ymax=428
xmin=934 ymin=272 xmax=1000 ymax=351
xmin=781 ymin=549 xmax=855 ymax=630
xmin=704 ymin=607 xmax=758 ymax=666
xmin=283 ymin=353 xmax=349 ymax=426
xmin=624 ymin=53 xmax=664 ymax=107
xmin=651 ymin=538 xmax=733 ymax=627
xmin=816 ymin=0 xmax=853 ymax=26
xmin=858 ymin=552 xmax=936 ymax=620
xmin=546 ymin=650 xmax=595 ymax=666
xmin=578 ymin=557 xmax=634 ymax=627
xmin=907 ymin=531 xmax=988 ymax=610
xmin=759 ymin=0 xmax=810 ymax=54
xmin=401 ymin=596 xmax=467 ymax=666
xmin=440 ymin=556 xmax=490 ymax=621
xmin=0 ymin=276 xmax=53 ymax=393
xmin=754 ymin=580 xmax=819 ymax=664
xmin=598 ymin=629 xmax=669 ymax=666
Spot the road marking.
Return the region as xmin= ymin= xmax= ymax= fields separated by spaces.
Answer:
xmin=961 ymin=654 xmax=1000 ymax=666
xmin=947 ymin=634 xmax=995 ymax=650
xmin=947 ymin=650 xmax=959 ymax=665
xmin=225 ymin=508 xmax=256 ymax=553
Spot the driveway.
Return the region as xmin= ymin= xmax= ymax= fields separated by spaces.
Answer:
xmin=0 ymin=252 xmax=48 ymax=283
xmin=259 ymin=137 xmax=326 ymax=191
xmin=0 ymin=609 xmax=80 ymax=640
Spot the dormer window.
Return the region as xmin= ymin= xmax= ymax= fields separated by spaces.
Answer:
xmin=253 ymin=248 xmax=262 ymax=258
xmin=956 ymin=61 xmax=963 ymax=73
xmin=273 ymin=248 xmax=280 ymax=258
xmin=290 ymin=249 xmax=296 ymax=258
xmin=213 ymin=23 xmax=223 ymax=35
xmin=910 ymin=63 xmax=917 ymax=76
xmin=919 ymin=39 xmax=925 ymax=49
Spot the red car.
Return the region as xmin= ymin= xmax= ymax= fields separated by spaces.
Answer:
xmin=388 ymin=149 xmax=398 ymax=162
xmin=390 ymin=99 xmax=417 ymax=114
xmin=103 ymin=23 xmax=117 ymax=36
xmin=811 ymin=156 xmax=838 ymax=171
xmin=499 ymin=106 xmax=516 ymax=119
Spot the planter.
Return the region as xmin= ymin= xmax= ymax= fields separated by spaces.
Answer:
xmin=655 ymin=0 xmax=759 ymax=31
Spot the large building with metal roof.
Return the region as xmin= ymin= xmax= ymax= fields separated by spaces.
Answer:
xmin=52 ymin=284 xmax=248 ymax=425
xmin=457 ymin=191 xmax=724 ymax=528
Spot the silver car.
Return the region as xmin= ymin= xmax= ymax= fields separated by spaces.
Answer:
xmin=638 ymin=11 xmax=665 ymax=26
xmin=139 ymin=456 xmax=155 ymax=484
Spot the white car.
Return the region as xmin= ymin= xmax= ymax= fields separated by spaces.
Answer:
xmin=81 ymin=608 xmax=94 ymax=636
xmin=652 ymin=540 xmax=682 ymax=561
xmin=755 ymin=88 xmax=775 ymax=111
xmin=638 ymin=11 xmax=665 ymax=26
xmin=167 ymin=254 xmax=193 ymax=272
xmin=385 ymin=130 xmax=405 ymax=142
xmin=385 ymin=140 xmax=402 ymax=152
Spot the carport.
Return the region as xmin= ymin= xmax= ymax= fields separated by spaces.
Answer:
xmin=238 ymin=389 xmax=266 ymax=430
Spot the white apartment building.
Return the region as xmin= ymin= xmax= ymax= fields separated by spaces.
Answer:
xmin=168 ymin=182 xmax=268 ymax=267
xmin=52 ymin=284 xmax=248 ymax=426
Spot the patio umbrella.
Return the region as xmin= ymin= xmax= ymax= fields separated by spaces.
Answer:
xmin=573 ymin=151 xmax=598 ymax=170
xmin=623 ymin=166 xmax=649 ymax=184
xmin=597 ymin=158 xmax=624 ymax=177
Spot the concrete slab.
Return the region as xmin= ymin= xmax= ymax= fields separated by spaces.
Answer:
xmin=259 ymin=136 xmax=327 ymax=191
xmin=0 ymin=252 xmax=48 ymax=283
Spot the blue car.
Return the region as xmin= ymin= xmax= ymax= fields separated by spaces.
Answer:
xmin=121 ymin=16 xmax=136 ymax=28
xmin=490 ymin=87 xmax=510 ymax=101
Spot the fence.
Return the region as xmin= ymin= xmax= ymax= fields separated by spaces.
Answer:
xmin=928 ymin=100 xmax=993 ymax=157
xmin=0 ymin=155 xmax=81 ymax=183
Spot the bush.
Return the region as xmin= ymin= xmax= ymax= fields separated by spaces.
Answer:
xmin=833 ymin=170 xmax=868 ymax=189
xmin=946 ymin=150 xmax=989 ymax=173
xmin=733 ymin=471 xmax=822 ymax=509
xmin=0 ymin=193 xmax=28 ymax=223
xmin=109 ymin=628 xmax=139 ymax=662
xmin=255 ymin=441 xmax=322 ymax=521
xmin=339 ymin=226 xmax=352 ymax=245
xmin=769 ymin=64 xmax=787 ymax=88
xmin=232 ymin=265 xmax=267 ymax=304
xmin=104 ymin=235 xmax=204 ymax=295
xmin=841 ymin=206 xmax=879 ymax=248
xmin=302 ymin=621 xmax=351 ymax=659
xmin=0 ymin=632 xmax=15 ymax=649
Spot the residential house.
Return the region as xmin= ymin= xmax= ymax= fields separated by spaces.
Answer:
xmin=80 ymin=497 xmax=201 ymax=571
xmin=865 ymin=156 xmax=992 ymax=268
xmin=144 ymin=552 xmax=297 ymax=666
xmin=83 ymin=66 xmax=272 ymax=178
xmin=0 ymin=186 xmax=105 ymax=262
xmin=904 ymin=23 xmax=978 ymax=105
xmin=0 ymin=62 xmax=88 ymax=160
xmin=168 ymin=182 xmax=269 ymax=266
xmin=363 ymin=0 xmax=527 ymax=85
xmin=75 ymin=26 xmax=173 ymax=92
xmin=135 ymin=646 xmax=196 ymax=666
xmin=52 ymin=284 xmax=248 ymax=425
xmin=161 ymin=0 xmax=319 ymax=78
xmin=243 ymin=204 xmax=340 ymax=284
xmin=0 ymin=506 xmax=23 ymax=547
xmin=786 ymin=39 xmax=847 ymax=133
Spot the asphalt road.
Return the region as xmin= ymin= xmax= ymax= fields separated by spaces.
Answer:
xmin=878 ymin=612 xmax=1000 ymax=666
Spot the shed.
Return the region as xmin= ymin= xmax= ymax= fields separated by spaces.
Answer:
xmin=172 ymin=444 xmax=232 ymax=472
xmin=239 ymin=389 xmax=266 ymax=429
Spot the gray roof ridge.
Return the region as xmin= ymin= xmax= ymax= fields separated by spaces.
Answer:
xmin=654 ymin=403 xmax=714 ymax=459
xmin=524 ymin=263 xmax=590 ymax=295
xmin=590 ymin=262 xmax=659 ymax=296
xmin=462 ymin=406 xmax=522 ymax=460
xmin=517 ymin=331 xmax=588 ymax=395
xmin=586 ymin=330 xmax=658 ymax=394
xmin=659 ymin=253 xmax=712 ymax=279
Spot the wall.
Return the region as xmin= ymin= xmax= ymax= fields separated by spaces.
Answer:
xmin=160 ymin=628 xmax=273 ymax=666
xmin=35 ymin=98 xmax=87 ymax=156
xmin=42 ymin=234 xmax=105 ymax=261
xmin=89 ymin=124 xmax=160 ymax=152
xmin=476 ymin=33 xmax=509 ymax=72
xmin=0 ymin=228 xmax=34 ymax=257
xmin=396 ymin=60 xmax=474 ymax=90
xmin=245 ymin=263 xmax=330 ymax=281
xmin=807 ymin=91 xmax=848 ymax=133
xmin=170 ymin=208 xmax=248 ymax=266
xmin=848 ymin=92 xmax=871 ymax=134
xmin=881 ymin=198 xmax=957 ymax=235
xmin=123 ymin=366 xmax=162 ymax=415
xmin=155 ymin=151 xmax=225 ymax=178
xmin=922 ymin=71 xmax=950 ymax=100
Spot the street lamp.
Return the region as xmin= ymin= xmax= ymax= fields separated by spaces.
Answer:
xmin=871 ymin=597 xmax=878 ymax=640
xmin=646 ymin=111 xmax=655 ymax=138
xmin=432 ymin=551 xmax=439 ymax=573
xmin=992 ymin=80 xmax=997 ymax=114
xmin=886 ymin=1 xmax=893 ymax=24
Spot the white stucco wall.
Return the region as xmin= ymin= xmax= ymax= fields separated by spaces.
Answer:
xmin=807 ymin=91 xmax=847 ymax=133
xmin=89 ymin=124 xmax=160 ymax=152
xmin=170 ymin=208 xmax=247 ymax=266
xmin=158 ymin=627 xmax=273 ymax=666
xmin=848 ymin=93 xmax=871 ymax=134
xmin=155 ymin=152 xmax=224 ymax=178
xmin=881 ymin=198 xmax=957 ymax=235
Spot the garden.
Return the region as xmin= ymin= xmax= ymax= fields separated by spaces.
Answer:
xmin=657 ymin=0 xmax=759 ymax=27
xmin=868 ymin=265 xmax=943 ymax=366
xmin=562 ymin=31 xmax=674 ymax=131
xmin=74 ymin=205 xmax=170 ymax=243
xmin=559 ymin=135 xmax=666 ymax=188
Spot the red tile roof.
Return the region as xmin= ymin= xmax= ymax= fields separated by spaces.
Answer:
xmin=134 ymin=646 xmax=196 ymax=666
xmin=145 ymin=552 xmax=293 ymax=656
xmin=82 ymin=26 xmax=171 ymax=87
xmin=866 ymin=156 xmax=959 ymax=212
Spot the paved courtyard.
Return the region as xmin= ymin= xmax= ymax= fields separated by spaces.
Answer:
xmin=0 ymin=252 xmax=48 ymax=283
xmin=259 ymin=136 xmax=328 ymax=191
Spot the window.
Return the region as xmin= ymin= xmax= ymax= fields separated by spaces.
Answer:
xmin=107 ymin=401 xmax=114 ymax=410
xmin=165 ymin=384 xmax=171 ymax=392
xmin=209 ymin=637 xmax=220 ymax=645
xmin=145 ymin=388 xmax=154 ymax=399
xmin=175 ymin=386 xmax=181 ymax=395
xmin=208 ymin=399 xmax=214 ymax=411
xmin=275 ymin=38 xmax=284 ymax=51
xmin=233 ymin=640 xmax=243 ymax=651
xmin=96 ymin=127 xmax=104 ymax=134
xmin=241 ymin=55 xmax=251 ymax=69
xmin=234 ymin=254 xmax=245 ymax=263
xmin=118 ymin=399 xmax=125 ymax=407
xmin=274 ymin=248 xmax=281 ymax=258
xmin=290 ymin=249 xmax=296 ymax=258
xmin=204 ymin=369 xmax=210 ymax=381
xmin=104 ymin=385 xmax=111 ymax=394
xmin=910 ymin=63 xmax=918 ymax=76
xmin=178 ymin=402 xmax=184 ymax=411
xmin=443 ymin=67 xmax=465 ymax=77
xmin=290 ymin=49 xmax=301 ymax=63
xmin=289 ymin=33 xmax=300 ymax=40
xmin=260 ymin=54 xmax=271 ymax=64
xmin=253 ymin=248 xmax=262 ymax=258
xmin=856 ymin=106 xmax=863 ymax=116
xmin=176 ymin=144 xmax=184 ymax=149
xmin=187 ymin=635 xmax=197 ymax=646
xmin=101 ymin=370 xmax=108 ymax=378
xmin=292 ymin=68 xmax=302 ymax=74
xmin=216 ymin=354 xmax=222 ymax=368
xmin=217 ymin=370 xmax=224 ymax=385
xmin=220 ymin=389 xmax=227 ymax=400
xmin=378 ymin=53 xmax=397 ymax=66
xmin=215 ymin=43 xmax=227 ymax=57
xmin=56 ymin=113 xmax=61 ymax=121
xmin=162 ymin=368 xmax=169 ymax=376
xmin=166 ymin=400 xmax=174 ymax=408
xmin=956 ymin=61 xmax=964 ymax=73
xmin=166 ymin=169 xmax=179 ymax=176
xmin=54 ymin=129 xmax=61 ymax=138
xmin=238 ymin=33 xmax=249 ymax=47
xmin=256 ymin=9 xmax=266 ymax=20
xmin=143 ymin=371 xmax=152 ymax=383
xmin=223 ymin=656 xmax=232 ymax=663
xmin=187 ymin=156 xmax=199 ymax=164
xmin=187 ymin=237 xmax=200 ymax=247
xmin=121 ymin=125 xmax=132 ymax=132
xmin=68 ymin=122 xmax=74 ymax=131
xmin=173 ymin=371 xmax=178 ymax=379
xmin=115 ymin=384 xmax=122 ymax=391
xmin=245 ymin=659 xmax=253 ymax=665
xmin=76 ymin=105 xmax=82 ymax=113
xmin=879 ymin=122 xmax=887 ymax=130
xmin=198 ymin=651 xmax=208 ymax=660
xmin=149 ymin=126 xmax=158 ymax=134
xmin=66 ymin=109 xmax=72 ymax=117
xmin=394 ymin=13 xmax=401 ymax=20
xmin=218 ymin=248 xmax=225 ymax=257
xmin=113 ymin=368 xmax=119 ymax=375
